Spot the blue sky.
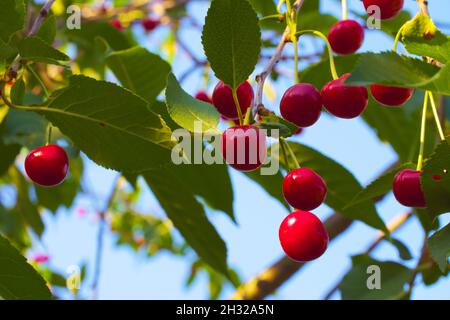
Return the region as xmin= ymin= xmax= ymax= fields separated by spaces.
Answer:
xmin=33 ymin=0 xmax=450 ymax=299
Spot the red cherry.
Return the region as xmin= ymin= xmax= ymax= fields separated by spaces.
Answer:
xmin=295 ymin=127 xmax=304 ymax=135
xmin=110 ymin=19 xmax=123 ymax=31
xmin=282 ymin=168 xmax=327 ymax=211
xmin=141 ymin=18 xmax=160 ymax=32
xmin=363 ymin=0 xmax=404 ymax=20
xmin=25 ymin=145 xmax=69 ymax=187
xmin=370 ymin=84 xmax=414 ymax=107
xmin=328 ymin=20 xmax=364 ymax=55
xmin=195 ymin=91 xmax=213 ymax=104
xmin=212 ymin=81 xmax=254 ymax=120
xmin=279 ymin=211 xmax=329 ymax=262
xmin=221 ymin=125 xmax=266 ymax=171
xmin=321 ymin=73 xmax=368 ymax=119
xmin=393 ymin=169 xmax=426 ymax=208
xmin=280 ymin=83 xmax=322 ymax=128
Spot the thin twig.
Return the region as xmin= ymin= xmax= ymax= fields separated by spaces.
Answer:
xmin=176 ymin=35 xmax=204 ymax=66
xmin=252 ymin=0 xmax=305 ymax=117
xmin=27 ymin=0 xmax=56 ymax=36
xmin=406 ymin=239 xmax=428 ymax=296
xmin=91 ymin=176 xmax=122 ymax=300
xmin=417 ymin=0 xmax=430 ymax=16
xmin=9 ymin=0 xmax=56 ymax=77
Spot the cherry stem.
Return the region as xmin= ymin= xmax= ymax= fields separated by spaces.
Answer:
xmin=280 ymin=137 xmax=301 ymax=169
xmin=231 ymin=88 xmax=244 ymax=125
xmin=286 ymin=0 xmax=300 ymax=84
xmin=392 ymin=24 xmax=406 ymax=52
xmin=296 ymin=30 xmax=339 ymax=80
xmin=25 ymin=64 xmax=50 ymax=98
xmin=260 ymin=14 xmax=284 ymax=21
xmin=417 ymin=92 xmax=429 ymax=171
xmin=341 ymin=0 xmax=348 ymax=20
xmin=292 ymin=35 xmax=299 ymax=84
xmin=200 ymin=65 xmax=210 ymax=90
xmin=243 ymin=107 xmax=253 ymax=125
xmin=46 ymin=124 xmax=53 ymax=145
xmin=279 ymin=138 xmax=291 ymax=172
xmin=427 ymin=91 xmax=446 ymax=141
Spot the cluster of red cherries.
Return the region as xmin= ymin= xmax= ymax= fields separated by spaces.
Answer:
xmin=22 ymin=0 xmax=424 ymax=263
xmin=192 ymin=0 xmax=424 ymax=262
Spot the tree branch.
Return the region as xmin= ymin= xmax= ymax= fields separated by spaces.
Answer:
xmin=27 ymin=0 xmax=56 ymax=36
xmin=252 ymin=0 xmax=305 ymax=117
xmin=417 ymin=0 xmax=430 ymax=16
xmin=91 ymin=175 xmax=122 ymax=300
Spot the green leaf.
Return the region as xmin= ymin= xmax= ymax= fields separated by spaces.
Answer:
xmin=18 ymin=36 xmax=70 ymax=65
xmin=405 ymin=32 xmax=450 ymax=64
xmin=297 ymin=13 xmax=338 ymax=36
xmin=106 ymin=46 xmax=171 ymax=102
xmin=10 ymin=78 xmax=25 ymax=105
xmin=386 ymin=237 xmax=413 ymax=261
xmin=421 ymin=251 xmax=447 ymax=286
xmin=402 ymin=13 xmax=438 ymax=40
xmin=0 ymin=38 xmax=18 ymax=66
xmin=0 ymin=205 xmax=30 ymax=251
xmin=428 ymin=223 xmax=450 ymax=273
xmin=10 ymin=167 xmax=44 ymax=236
xmin=165 ymin=73 xmax=220 ymax=133
xmin=347 ymin=52 xmax=438 ymax=87
xmin=377 ymin=11 xmax=412 ymax=37
xmin=301 ymin=0 xmax=319 ymax=13
xmin=1 ymin=108 xmax=48 ymax=149
xmin=202 ymin=0 xmax=261 ymax=89
xmin=0 ymin=141 xmax=20 ymax=176
xmin=257 ymin=114 xmax=298 ymax=138
xmin=244 ymin=167 xmax=290 ymax=211
xmin=144 ymin=169 xmax=228 ymax=275
xmin=402 ymin=13 xmax=450 ymax=63
xmin=36 ymin=15 xmax=57 ymax=45
xmin=345 ymin=52 xmax=450 ymax=96
xmin=247 ymin=0 xmax=283 ymax=31
xmin=339 ymin=254 xmax=412 ymax=300
xmin=272 ymin=142 xmax=387 ymax=231
xmin=421 ymin=138 xmax=450 ymax=219
xmin=345 ymin=163 xmax=415 ymax=210
xmin=170 ymin=163 xmax=235 ymax=220
xmin=415 ymin=208 xmax=440 ymax=234
xmin=37 ymin=75 xmax=174 ymax=172
xmin=0 ymin=234 xmax=52 ymax=299
xmin=66 ymin=21 xmax=133 ymax=51
xmin=35 ymin=157 xmax=83 ymax=212
xmin=0 ymin=0 xmax=25 ymax=43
